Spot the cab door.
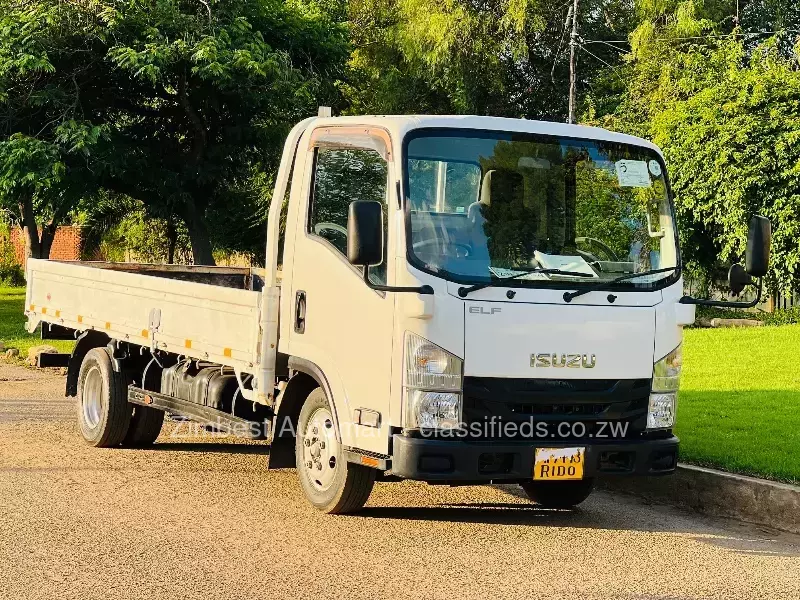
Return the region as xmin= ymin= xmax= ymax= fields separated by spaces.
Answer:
xmin=286 ymin=127 xmax=396 ymax=454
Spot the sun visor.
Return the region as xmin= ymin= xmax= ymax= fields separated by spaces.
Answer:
xmin=309 ymin=127 xmax=393 ymax=162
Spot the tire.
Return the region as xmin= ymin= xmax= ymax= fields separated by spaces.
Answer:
xmin=76 ymin=347 xmax=132 ymax=447
xmin=520 ymin=478 xmax=595 ymax=509
xmin=123 ymin=405 xmax=165 ymax=447
xmin=295 ymin=388 xmax=375 ymax=514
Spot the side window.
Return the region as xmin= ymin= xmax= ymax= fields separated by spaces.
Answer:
xmin=309 ymin=147 xmax=389 ymax=284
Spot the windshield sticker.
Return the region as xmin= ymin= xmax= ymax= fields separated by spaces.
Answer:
xmin=488 ymin=267 xmax=549 ymax=281
xmin=648 ymin=160 xmax=662 ymax=177
xmin=534 ymin=252 xmax=599 ymax=278
xmin=615 ymin=160 xmax=652 ymax=188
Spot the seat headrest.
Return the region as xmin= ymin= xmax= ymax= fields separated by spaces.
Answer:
xmin=480 ymin=170 xmax=495 ymax=206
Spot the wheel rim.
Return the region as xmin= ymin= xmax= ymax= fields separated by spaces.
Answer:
xmin=82 ymin=365 xmax=103 ymax=429
xmin=301 ymin=407 xmax=340 ymax=492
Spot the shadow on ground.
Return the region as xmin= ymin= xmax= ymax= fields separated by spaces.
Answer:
xmin=358 ymin=486 xmax=800 ymax=557
xmin=148 ymin=441 xmax=271 ymax=455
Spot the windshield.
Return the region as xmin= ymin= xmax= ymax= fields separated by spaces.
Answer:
xmin=404 ymin=130 xmax=679 ymax=290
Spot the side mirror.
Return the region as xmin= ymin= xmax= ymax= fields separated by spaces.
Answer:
xmin=745 ymin=215 xmax=771 ymax=277
xmin=728 ymin=263 xmax=752 ymax=297
xmin=347 ymin=200 xmax=383 ymax=267
xmin=680 ymin=215 xmax=771 ymax=309
xmin=344 ymin=200 xmax=434 ymax=296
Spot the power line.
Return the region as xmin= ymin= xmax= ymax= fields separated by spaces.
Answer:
xmin=581 ymin=38 xmax=628 ymax=53
xmin=582 ymin=29 xmax=800 ymax=47
xmin=577 ymin=44 xmax=617 ymax=70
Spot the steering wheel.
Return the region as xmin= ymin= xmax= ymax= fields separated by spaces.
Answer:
xmin=413 ymin=238 xmax=472 ymax=259
xmin=575 ymin=237 xmax=620 ymax=263
xmin=314 ymin=222 xmax=348 ymax=238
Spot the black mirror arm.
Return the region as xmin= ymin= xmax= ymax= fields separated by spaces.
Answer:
xmin=362 ymin=267 xmax=434 ymax=295
xmin=679 ymin=277 xmax=763 ymax=308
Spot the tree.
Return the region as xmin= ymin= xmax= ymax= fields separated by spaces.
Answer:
xmin=0 ymin=0 xmax=349 ymax=264
xmin=344 ymin=0 xmax=638 ymax=120
xmin=0 ymin=1 xmax=111 ymax=259
xmin=96 ymin=0 xmax=349 ymax=264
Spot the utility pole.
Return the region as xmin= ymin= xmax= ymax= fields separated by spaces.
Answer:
xmin=568 ymin=0 xmax=580 ymax=124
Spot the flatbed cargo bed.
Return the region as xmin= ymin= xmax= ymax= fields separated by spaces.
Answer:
xmin=25 ymin=260 xmax=265 ymax=373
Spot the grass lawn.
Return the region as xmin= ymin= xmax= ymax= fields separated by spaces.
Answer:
xmin=0 ymin=286 xmax=75 ymax=361
xmin=677 ymin=325 xmax=800 ymax=485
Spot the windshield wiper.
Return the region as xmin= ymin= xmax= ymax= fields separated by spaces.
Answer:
xmin=562 ymin=267 xmax=677 ymax=303
xmin=458 ymin=268 xmax=594 ymax=298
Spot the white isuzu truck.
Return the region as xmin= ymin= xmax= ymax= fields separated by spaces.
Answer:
xmin=24 ymin=114 xmax=771 ymax=513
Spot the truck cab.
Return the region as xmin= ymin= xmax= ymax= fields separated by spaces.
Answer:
xmin=272 ymin=115 xmax=696 ymax=510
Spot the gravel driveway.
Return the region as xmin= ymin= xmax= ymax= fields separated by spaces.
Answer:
xmin=1 ymin=362 xmax=798 ymax=600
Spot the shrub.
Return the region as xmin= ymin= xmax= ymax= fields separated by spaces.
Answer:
xmin=693 ymin=305 xmax=800 ymax=327
xmin=763 ymin=306 xmax=800 ymax=327
xmin=0 ymin=264 xmax=25 ymax=287
xmin=694 ymin=306 xmax=767 ymax=323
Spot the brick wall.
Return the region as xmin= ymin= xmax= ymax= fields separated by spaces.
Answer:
xmin=10 ymin=226 xmax=83 ymax=268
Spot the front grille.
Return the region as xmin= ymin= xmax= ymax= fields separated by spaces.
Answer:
xmin=462 ymin=377 xmax=651 ymax=441
xmin=512 ymin=402 xmax=609 ymax=417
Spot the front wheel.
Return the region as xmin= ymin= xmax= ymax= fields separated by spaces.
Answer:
xmin=520 ymin=478 xmax=595 ymax=508
xmin=295 ymin=388 xmax=375 ymax=514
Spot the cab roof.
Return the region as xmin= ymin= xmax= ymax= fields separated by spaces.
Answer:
xmin=306 ymin=114 xmax=662 ymax=156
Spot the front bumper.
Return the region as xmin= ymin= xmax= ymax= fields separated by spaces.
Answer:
xmin=391 ymin=434 xmax=678 ymax=482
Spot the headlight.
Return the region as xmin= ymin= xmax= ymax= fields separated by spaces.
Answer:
xmin=647 ymin=393 xmax=676 ymax=429
xmin=653 ymin=345 xmax=682 ymax=392
xmin=405 ymin=390 xmax=462 ymax=430
xmin=403 ymin=332 xmax=463 ymax=430
xmin=648 ymin=345 xmax=681 ymax=429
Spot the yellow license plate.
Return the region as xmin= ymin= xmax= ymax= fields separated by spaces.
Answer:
xmin=533 ymin=447 xmax=585 ymax=480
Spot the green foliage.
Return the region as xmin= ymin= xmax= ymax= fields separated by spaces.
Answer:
xmin=0 ymin=1 xmax=113 ymax=256
xmin=692 ymin=305 xmax=800 ymax=326
xmin=0 ymin=264 xmax=24 ymax=286
xmin=694 ymin=305 xmax=767 ymax=322
xmin=0 ymin=0 xmax=349 ymax=264
xmin=95 ymin=0 xmax=349 ymax=263
xmin=763 ymin=306 xmax=800 ymax=326
xmin=345 ymin=0 xmax=636 ymax=118
xmin=0 ymin=218 xmax=22 ymax=286
xmin=99 ymin=207 xmax=192 ymax=265
xmin=591 ymin=2 xmax=800 ymax=295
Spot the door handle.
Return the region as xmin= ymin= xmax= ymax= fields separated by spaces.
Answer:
xmin=294 ymin=290 xmax=306 ymax=334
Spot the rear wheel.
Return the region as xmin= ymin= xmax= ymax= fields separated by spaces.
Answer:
xmin=123 ymin=405 xmax=164 ymax=447
xmin=520 ymin=478 xmax=595 ymax=508
xmin=77 ymin=347 xmax=132 ymax=447
xmin=295 ymin=388 xmax=375 ymax=514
